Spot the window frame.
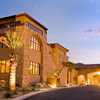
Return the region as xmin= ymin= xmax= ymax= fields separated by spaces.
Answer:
xmin=29 ymin=62 xmax=40 ymax=75
xmin=30 ymin=36 xmax=41 ymax=51
xmin=0 ymin=60 xmax=10 ymax=73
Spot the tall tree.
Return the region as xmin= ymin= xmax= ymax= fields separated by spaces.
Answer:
xmin=6 ymin=31 xmax=23 ymax=91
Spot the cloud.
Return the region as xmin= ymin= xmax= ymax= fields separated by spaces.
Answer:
xmin=85 ymin=28 xmax=95 ymax=33
xmin=78 ymin=27 xmax=100 ymax=41
xmin=84 ymin=28 xmax=100 ymax=36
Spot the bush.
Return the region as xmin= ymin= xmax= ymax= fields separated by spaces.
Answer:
xmin=4 ymin=91 xmax=15 ymax=98
xmin=21 ymin=88 xmax=29 ymax=94
xmin=31 ymin=83 xmax=41 ymax=91
xmin=0 ymin=87 xmax=5 ymax=91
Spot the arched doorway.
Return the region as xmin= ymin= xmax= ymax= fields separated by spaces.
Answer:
xmin=87 ymin=71 xmax=100 ymax=85
xmin=77 ymin=75 xmax=86 ymax=85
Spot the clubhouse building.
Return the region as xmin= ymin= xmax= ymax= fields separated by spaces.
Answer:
xmin=0 ymin=13 xmax=100 ymax=91
xmin=0 ymin=13 xmax=71 ymax=90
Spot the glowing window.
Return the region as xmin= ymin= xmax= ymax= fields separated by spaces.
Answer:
xmin=0 ymin=60 xmax=10 ymax=73
xmin=30 ymin=37 xmax=40 ymax=51
xmin=29 ymin=62 xmax=40 ymax=75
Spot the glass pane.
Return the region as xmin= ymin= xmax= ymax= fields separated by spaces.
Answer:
xmin=29 ymin=62 xmax=33 ymax=74
xmin=35 ymin=64 xmax=38 ymax=75
xmin=6 ymin=61 xmax=10 ymax=73
xmin=30 ymin=40 xmax=33 ymax=49
xmin=33 ymin=63 xmax=35 ymax=74
xmin=32 ymin=37 xmax=34 ymax=41
xmin=1 ymin=61 xmax=5 ymax=73
xmin=1 ymin=64 xmax=5 ymax=73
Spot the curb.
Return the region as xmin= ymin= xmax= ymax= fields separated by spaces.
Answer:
xmin=11 ymin=87 xmax=68 ymax=100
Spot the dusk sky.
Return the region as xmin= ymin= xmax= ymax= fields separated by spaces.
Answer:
xmin=1 ymin=0 xmax=100 ymax=64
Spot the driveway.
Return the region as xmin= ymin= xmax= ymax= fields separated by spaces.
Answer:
xmin=24 ymin=85 xmax=100 ymax=100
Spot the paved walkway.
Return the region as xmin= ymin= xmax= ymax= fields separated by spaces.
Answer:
xmin=24 ymin=86 xmax=100 ymax=100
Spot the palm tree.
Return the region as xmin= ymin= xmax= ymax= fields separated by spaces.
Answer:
xmin=6 ymin=31 xmax=23 ymax=91
xmin=6 ymin=31 xmax=23 ymax=63
xmin=6 ymin=31 xmax=22 ymax=51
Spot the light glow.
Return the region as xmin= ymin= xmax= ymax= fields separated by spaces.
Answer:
xmin=48 ymin=84 xmax=56 ymax=88
xmin=96 ymin=72 xmax=100 ymax=75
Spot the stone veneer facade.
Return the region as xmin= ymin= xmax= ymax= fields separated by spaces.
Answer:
xmin=0 ymin=13 xmax=70 ymax=88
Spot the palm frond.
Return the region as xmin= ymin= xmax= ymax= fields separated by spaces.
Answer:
xmin=6 ymin=32 xmax=23 ymax=49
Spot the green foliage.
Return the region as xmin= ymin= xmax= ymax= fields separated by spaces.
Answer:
xmin=64 ymin=61 xmax=75 ymax=69
xmin=4 ymin=91 xmax=15 ymax=98
xmin=31 ymin=83 xmax=41 ymax=91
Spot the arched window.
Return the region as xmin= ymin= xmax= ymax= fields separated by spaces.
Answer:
xmin=30 ymin=36 xmax=41 ymax=51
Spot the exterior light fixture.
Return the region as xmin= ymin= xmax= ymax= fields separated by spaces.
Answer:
xmin=96 ymin=72 xmax=100 ymax=75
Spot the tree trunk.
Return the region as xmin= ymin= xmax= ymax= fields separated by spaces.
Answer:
xmin=9 ymin=49 xmax=17 ymax=92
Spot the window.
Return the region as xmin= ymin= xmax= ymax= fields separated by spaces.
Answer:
xmin=0 ymin=60 xmax=10 ymax=73
xmin=0 ymin=21 xmax=21 ymax=29
xmin=30 ymin=37 xmax=41 ymax=51
xmin=25 ymin=22 xmax=43 ymax=36
xmin=29 ymin=62 xmax=40 ymax=75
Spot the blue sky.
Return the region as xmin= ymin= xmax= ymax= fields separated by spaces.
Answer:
xmin=1 ymin=0 xmax=100 ymax=64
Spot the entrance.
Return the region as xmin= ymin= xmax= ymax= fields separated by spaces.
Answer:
xmin=87 ymin=71 xmax=100 ymax=85
xmin=77 ymin=75 xmax=86 ymax=85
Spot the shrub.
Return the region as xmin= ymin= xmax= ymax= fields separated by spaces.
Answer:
xmin=21 ymin=88 xmax=29 ymax=94
xmin=31 ymin=83 xmax=41 ymax=91
xmin=4 ymin=91 xmax=15 ymax=98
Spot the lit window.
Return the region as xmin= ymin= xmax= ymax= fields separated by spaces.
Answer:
xmin=29 ymin=62 xmax=40 ymax=75
xmin=6 ymin=61 xmax=10 ymax=73
xmin=30 ymin=37 xmax=34 ymax=49
xmin=30 ymin=37 xmax=40 ymax=51
xmin=0 ymin=60 xmax=10 ymax=73
xmin=1 ymin=61 xmax=5 ymax=73
xmin=36 ymin=63 xmax=40 ymax=75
